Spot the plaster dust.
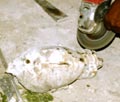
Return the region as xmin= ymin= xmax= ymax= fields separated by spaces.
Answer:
xmin=0 ymin=0 xmax=120 ymax=102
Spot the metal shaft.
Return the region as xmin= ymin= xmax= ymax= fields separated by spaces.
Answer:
xmin=35 ymin=0 xmax=67 ymax=21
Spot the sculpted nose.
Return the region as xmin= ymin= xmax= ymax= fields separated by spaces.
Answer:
xmin=97 ymin=57 xmax=103 ymax=70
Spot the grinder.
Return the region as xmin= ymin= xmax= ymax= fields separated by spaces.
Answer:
xmin=77 ymin=0 xmax=115 ymax=50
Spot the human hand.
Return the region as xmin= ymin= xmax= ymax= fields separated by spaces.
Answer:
xmin=104 ymin=0 xmax=120 ymax=33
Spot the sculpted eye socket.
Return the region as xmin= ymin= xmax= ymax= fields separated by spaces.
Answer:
xmin=25 ymin=59 xmax=31 ymax=64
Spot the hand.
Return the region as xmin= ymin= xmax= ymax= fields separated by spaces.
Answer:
xmin=104 ymin=0 xmax=120 ymax=33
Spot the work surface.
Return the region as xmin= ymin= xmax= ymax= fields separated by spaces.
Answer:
xmin=0 ymin=0 xmax=120 ymax=102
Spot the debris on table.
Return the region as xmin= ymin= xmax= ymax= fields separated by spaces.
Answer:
xmin=0 ymin=48 xmax=23 ymax=102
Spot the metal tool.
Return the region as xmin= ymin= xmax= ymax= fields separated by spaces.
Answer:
xmin=0 ymin=49 xmax=23 ymax=102
xmin=77 ymin=0 xmax=115 ymax=50
xmin=35 ymin=0 xmax=67 ymax=21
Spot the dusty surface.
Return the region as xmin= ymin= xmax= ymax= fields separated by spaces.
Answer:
xmin=0 ymin=0 xmax=120 ymax=102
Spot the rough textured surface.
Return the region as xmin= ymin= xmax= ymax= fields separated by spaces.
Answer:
xmin=0 ymin=0 xmax=120 ymax=102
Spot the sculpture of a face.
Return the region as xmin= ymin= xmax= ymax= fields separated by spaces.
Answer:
xmin=6 ymin=47 xmax=103 ymax=93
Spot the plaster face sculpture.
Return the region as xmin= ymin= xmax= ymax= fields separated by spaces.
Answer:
xmin=6 ymin=46 xmax=103 ymax=93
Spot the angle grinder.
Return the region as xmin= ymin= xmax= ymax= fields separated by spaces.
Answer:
xmin=77 ymin=0 xmax=115 ymax=50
